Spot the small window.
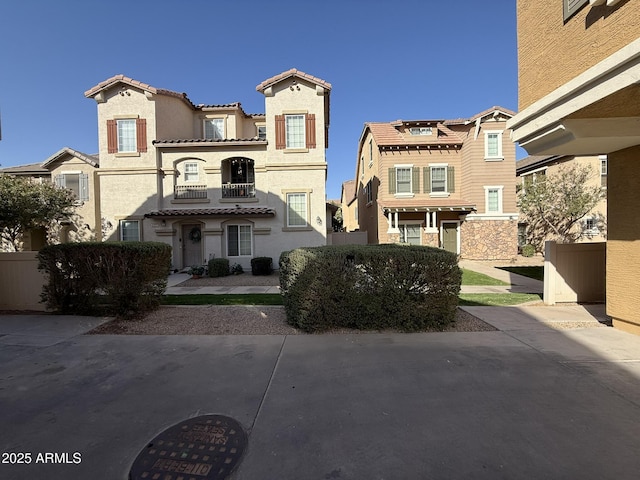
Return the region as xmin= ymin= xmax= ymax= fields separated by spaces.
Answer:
xmin=184 ymin=162 xmax=199 ymax=182
xmin=410 ymin=127 xmax=432 ymax=136
xmin=366 ymin=179 xmax=373 ymax=204
xmin=563 ymin=0 xmax=588 ymax=22
xmin=287 ymin=193 xmax=308 ymax=227
xmin=399 ymin=224 xmax=421 ymax=245
xmin=368 ymin=139 xmax=373 ymax=166
xmin=204 ymin=119 xmax=224 ymax=140
xmin=396 ymin=167 xmax=412 ymax=194
xmin=431 ymin=166 xmax=446 ymax=193
xmin=600 ymin=156 xmax=607 ymax=188
xmin=55 ymin=173 xmax=89 ymax=202
xmin=485 ymin=131 xmax=503 ymax=160
xmin=228 ymin=225 xmax=252 ymax=256
xmin=584 ymin=217 xmax=600 ymax=235
xmin=484 ymin=186 xmax=503 ymax=214
xmin=120 ymin=220 xmax=140 ymax=242
xmin=285 ymin=114 xmax=305 ymax=149
xmin=257 ymin=125 xmax=266 ymax=140
xmin=117 ymin=119 xmax=136 ymax=153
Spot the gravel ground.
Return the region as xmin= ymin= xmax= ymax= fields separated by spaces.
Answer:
xmin=88 ymin=306 xmax=496 ymax=335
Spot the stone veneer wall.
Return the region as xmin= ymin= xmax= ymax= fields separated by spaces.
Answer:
xmin=460 ymin=220 xmax=517 ymax=260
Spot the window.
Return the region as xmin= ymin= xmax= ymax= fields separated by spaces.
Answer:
xmin=431 ymin=166 xmax=446 ymax=193
xmin=396 ymin=167 xmax=412 ymax=194
xmin=107 ymin=118 xmax=147 ymax=154
xmin=118 ymin=119 xmax=136 ymax=152
xmin=399 ymin=224 xmax=421 ymax=245
xmin=410 ymin=127 xmax=432 ymax=136
xmin=285 ymin=114 xmax=305 ymax=148
xmin=287 ymin=193 xmax=308 ymax=227
xmin=227 ymin=225 xmax=252 ymax=256
xmin=484 ymin=186 xmax=504 ymax=214
xmin=257 ymin=125 xmax=266 ymax=140
xmin=120 ymin=220 xmax=140 ymax=242
xmin=366 ymin=179 xmax=373 ymax=204
xmin=275 ymin=113 xmax=316 ymax=149
xmin=485 ymin=131 xmax=503 ymax=160
xmin=368 ymin=140 xmax=373 ymax=166
xmin=204 ymin=119 xmax=224 ymax=140
xmin=184 ymin=162 xmax=199 ymax=182
xmin=563 ymin=0 xmax=588 ymax=22
xmin=600 ymin=155 xmax=607 ymax=188
xmin=55 ymin=173 xmax=89 ymax=202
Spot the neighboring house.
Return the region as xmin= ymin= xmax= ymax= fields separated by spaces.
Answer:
xmin=340 ymin=179 xmax=358 ymax=232
xmin=506 ymin=0 xmax=640 ymax=334
xmin=81 ymin=69 xmax=331 ymax=270
xmin=516 ymin=154 xmax=608 ymax=246
xmin=353 ymin=107 xmax=518 ymax=259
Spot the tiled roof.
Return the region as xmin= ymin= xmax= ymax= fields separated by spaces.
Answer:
xmin=256 ymin=68 xmax=332 ymax=92
xmin=42 ymin=147 xmax=99 ymax=168
xmin=0 ymin=162 xmax=50 ymax=175
xmin=84 ymin=74 xmax=196 ymax=109
xmin=443 ymin=106 xmax=516 ymax=125
xmin=366 ymin=122 xmax=463 ymax=147
xmin=152 ymin=138 xmax=267 ymax=145
xmin=380 ymin=199 xmax=476 ymax=210
xmin=342 ymin=180 xmax=356 ymax=203
xmin=145 ymin=207 xmax=276 ymax=217
xmin=515 ymin=155 xmax=564 ymax=174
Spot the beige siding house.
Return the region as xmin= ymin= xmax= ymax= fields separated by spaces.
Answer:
xmin=516 ymin=154 xmax=607 ymax=246
xmin=507 ymin=0 xmax=640 ymax=334
xmin=353 ymin=107 xmax=518 ymax=259
xmin=81 ymin=69 xmax=331 ymax=270
xmin=340 ymin=179 xmax=359 ymax=232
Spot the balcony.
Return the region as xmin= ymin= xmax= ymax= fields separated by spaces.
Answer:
xmin=174 ymin=185 xmax=207 ymax=200
xmin=222 ymin=182 xmax=256 ymax=198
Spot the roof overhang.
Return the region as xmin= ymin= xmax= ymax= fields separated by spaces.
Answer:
xmin=507 ymin=37 xmax=640 ymax=156
xmin=145 ymin=208 xmax=276 ymax=218
xmin=382 ymin=205 xmax=476 ymax=213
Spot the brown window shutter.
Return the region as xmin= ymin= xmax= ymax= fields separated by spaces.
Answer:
xmin=107 ymin=119 xmax=117 ymax=153
xmin=136 ymin=118 xmax=147 ymax=153
xmin=305 ymin=113 xmax=316 ymax=149
xmin=412 ymin=167 xmax=420 ymax=194
xmin=275 ymin=115 xmax=285 ymax=149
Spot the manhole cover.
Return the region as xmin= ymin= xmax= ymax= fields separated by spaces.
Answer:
xmin=130 ymin=414 xmax=247 ymax=480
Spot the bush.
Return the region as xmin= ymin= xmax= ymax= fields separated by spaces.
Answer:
xmin=208 ymin=258 xmax=230 ymax=277
xmin=231 ymin=263 xmax=243 ymax=275
xmin=251 ymin=257 xmax=273 ymax=276
xmin=38 ymin=242 xmax=171 ymax=317
xmin=279 ymin=244 xmax=461 ymax=333
xmin=521 ymin=244 xmax=535 ymax=257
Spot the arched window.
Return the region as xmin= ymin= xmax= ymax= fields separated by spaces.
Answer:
xmin=222 ymin=158 xmax=255 ymax=198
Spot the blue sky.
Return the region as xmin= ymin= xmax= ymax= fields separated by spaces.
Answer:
xmin=0 ymin=0 xmax=519 ymax=199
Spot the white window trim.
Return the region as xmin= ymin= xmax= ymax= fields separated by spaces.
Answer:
xmin=410 ymin=127 xmax=432 ymax=136
xmin=424 ymin=212 xmax=438 ymax=233
xmin=398 ymin=221 xmax=423 ymax=245
xmin=203 ymin=117 xmax=225 ymax=140
xmin=227 ymin=224 xmax=253 ymax=257
xmin=395 ymin=164 xmax=413 ymax=197
xmin=484 ymin=130 xmax=504 ymax=161
xmin=117 ymin=119 xmax=137 ymax=153
xmin=184 ymin=162 xmax=199 ymax=183
xmin=284 ymin=191 xmax=311 ymax=229
xmin=484 ymin=185 xmax=504 ymax=214
xmin=285 ymin=114 xmax=306 ymax=149
xmin=429 ymin=163 xmax=448 ymax=197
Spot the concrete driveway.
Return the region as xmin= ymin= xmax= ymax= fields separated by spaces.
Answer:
xmin=1 ymin=311 xmax=640 ymax=479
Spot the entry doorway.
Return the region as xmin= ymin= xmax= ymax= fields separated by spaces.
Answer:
xmin=182 ymin=224 xmax=203 ymax=268
xmin=441 ymin=221 xmax=460 ymax=254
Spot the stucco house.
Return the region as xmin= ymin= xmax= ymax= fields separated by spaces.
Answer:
xmin=2 ymin=69 xmax=332 ymax=270
xmin=352 ymin=107 xmax=518 ymax=259
xmin=340 ymin=179 xmax=358 ymax=232
xmin=506 ymin=0 xmax=640 ymax=334
xmin=516 ymin=154 xmax=608 ymax=247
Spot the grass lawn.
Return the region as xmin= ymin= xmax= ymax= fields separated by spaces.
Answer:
xmin=497 ymin=266 xmax=544 ymax=282
xmin=458 ymin=293 xmax=542 ymax=306
xmin=163 ymin=294 xmax=284 ymax=306
xmin=461 ymin=268 xmax=509 ymax=286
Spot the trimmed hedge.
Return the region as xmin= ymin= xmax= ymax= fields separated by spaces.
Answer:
xmin=251 ymin=257 xmax=273 ymax=276
xmin=208 ymin=258 xmax=230 ymax=277
xmin=38 ymin=242 xmax=171 ymax=317
xmin=279 ymin=244 xmax=461 ymax=333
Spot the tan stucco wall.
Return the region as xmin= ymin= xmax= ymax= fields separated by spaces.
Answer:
xmin=607 ymin=145 xmax=640 ymax=334
xmin=516 ymin=0 xmax=640 ymax=110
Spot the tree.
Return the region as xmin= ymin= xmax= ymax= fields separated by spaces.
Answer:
xmin=0 ymin=174 xmax=76 ymax=251
xmin=517 ymin=164 xmax=606 ymax=252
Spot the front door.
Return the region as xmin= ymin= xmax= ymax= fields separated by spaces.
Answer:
xmin=441 ymin=222 xmax=459 ymax=254
xmin=182 ymin=224 xmax=202 ymax=268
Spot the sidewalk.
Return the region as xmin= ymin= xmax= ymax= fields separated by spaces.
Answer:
xmin=165 ymin=273 xmax=280 ymax=295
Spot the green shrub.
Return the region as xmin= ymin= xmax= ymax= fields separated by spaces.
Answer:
xmin=231 ymin=263 xmax=243 ymax=275
xmin=251 ymin=257 xmax=273 ymax=275
xmin=521 ymin=244 xmax=535 ymax=257
xmin=38 ymin=242 xmax=171 ymax=317
xmin=279 ymin=244 xmax=461 ymax=333
xmin=208 ymin=258 xmax=230 ymax=277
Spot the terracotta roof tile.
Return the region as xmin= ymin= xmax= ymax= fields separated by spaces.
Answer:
xmin=367 ymin=122 xmax=463 ymax=147
xmin=152 ymin=138 xmax=267 ymax=145
xmin=516 ymin=155 xmax=564 ymax=173
xmin=256 ymin=68 xmax=332 ymax=92
xmin=443 ymin=106 xmax=516 ymax=125
xmin=42 ymin=147 xmax=99 ymax=168
xmin=145 ymin=207 xmax=276 ymax=217
xmin=0 ymin=162 xmax=49 ymax=175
